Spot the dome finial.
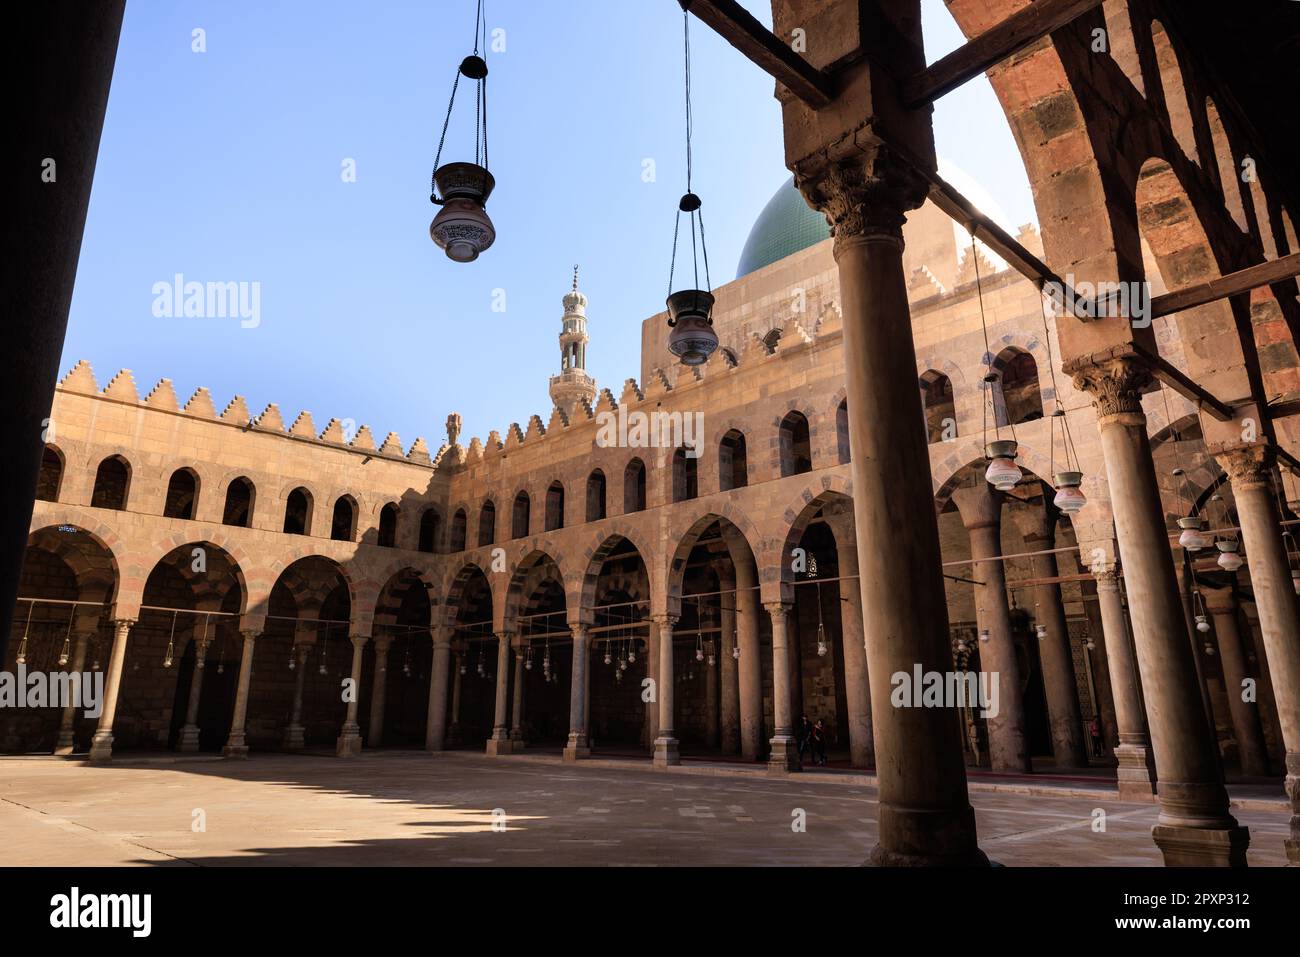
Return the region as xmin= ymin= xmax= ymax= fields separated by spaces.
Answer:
xmin=572 ymin=264 xmax=579 ymax=292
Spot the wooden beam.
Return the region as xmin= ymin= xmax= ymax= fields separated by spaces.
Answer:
xmin=685 ymin=0 xmax=835 ymax=109
xmin=1150 ymin=250 xmax=1300 ymax=319
xmin=1130 ymin=343 xmax=1235 ymax=421
xmin=902 ymin=0 xmax=1104 ymax=107
xmin=921 ymin=169 xmax=1099 ymax=320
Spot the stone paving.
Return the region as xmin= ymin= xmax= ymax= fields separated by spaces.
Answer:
xmin=0 ymin=751 xmax=1290 ymax=867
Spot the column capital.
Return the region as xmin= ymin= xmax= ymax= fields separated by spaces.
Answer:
xmin=951 ymin=481 xmax=1003 ymax=530
xmin=1214 ymin=444 xmax=1276 ymax=491
xmin=432 ymin=625 xmax=454 ymax=647
xmin=347 ymin=633 xmax=366 ymax=649
xmin=240 ymin=629 xmax=261 ymax=642
xmin=1064 ymin=353 xmax=1151 ymax=419
xmin=372 ymin=633 xmax=394 ymax=652
xmin=494 ymin=630 xmax=514 ymax=643
xmin=111 ymin=618 xmax=136 ymax=632
xmin=1202 ymin=585 xmax=1237 ymax=615
xmin=1093 ymin=568 xmax=1121 ymax=590
xmin=794 ymin=146 xmax=929 ymax=252
xmin=651 ymin=614 xmax=678 ymax=628
xmin=569 ymin=621 xmax=590 ymax=641
xmin=763 ymin=601 xmax=792 ymax=619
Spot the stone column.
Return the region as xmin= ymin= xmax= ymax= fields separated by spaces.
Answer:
xmin=1020 ymin=508 xmax=1088 ymax=768
xmin=952 ymin=483 xmax=1029 ymax=773
xmin=1204 ymin=587 xmax=1270 ymax=778
xmin=1094 ymin=570 xmax=1157 ymax=799
xmin=797 ymin=152 xmax=984 ymax=865
xmin=176 ymin=635 xmax=211 ymax=752
xmin=1070 ymin=356 xmax=1245 ymax=864
xmin=719 ymin=584 xmax=740 ymax=755
xmin=1080 ymin=578 xmax=1119 ymax=749
xmin=367 ymin=634 xmax=392 ymax=749
xmin=705 ymin=630 xmax=720 ymax=750
xmin=335 ymin=633 xmax=366 ymax=757
xmin=88 ymin=619 xmax=133 ymax=762
xmin=767 ymin=602 xmax=798 ymax=773
xmin=485 ymin=631 xmax=513 ymax=756
xmin=283 ymin=641 xmax=309 ymax=751
xmin=564 ymin=622 xmax=591 ymax=761
xmin=735 ymin=560 xmax=763 ymax=761
xmin=652 ymin=614 xmax=679 ymax=767
xmin=1215 ymin=445 xmax=1300 ymax=861
xmin=828 ymin=511 xmax=874 ymax=767
xmin=426 ymin=629 xmax=452 ymax=751
xmin=644 ymin=619 xmax=660 ymax=751
xmin=54 ymin=629 xmax=93 ymax=755
xmin=223 ymin=630 xmax=259 ymax=758
xmin=448 ymin=649 xmax=464 ymax=746
xmin=508 ymin=646 xmax=526 ymax=748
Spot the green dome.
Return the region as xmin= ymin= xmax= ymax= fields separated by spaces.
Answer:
xmin=736 ymin=177 xmax=831 ymax=278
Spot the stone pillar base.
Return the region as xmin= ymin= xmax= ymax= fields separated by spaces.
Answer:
xmin=563 ymin=733 xmax=589 ymax=762
xmin=54 ymin=734 xmax=75 ymax=756
xmin=177 ymin=725 xmax=201 ymax=753
xmin=87 ymin=732 xmax=113 ymax=762
xmin=223 ymin=729 xmax=249 ymax=758
xmin=767 ymin=735 xmax=799 ymax=774
xmin=653 ymin=735 xmax=680 ymax=768
xmin=1285 ymin=759 xmax=1299 ymax=865
xmin=485 ymin=732 xmax=514 ymax=756
xmin=1115 ymin=743 xmax=1157 ymax=802
xmin=1152 ymin=823 xmax=1249 ymax=867
xmin=335 ymin=724 xmax=362 ymax=758
xmin=282 ymin=724 xmax=305 ymax=751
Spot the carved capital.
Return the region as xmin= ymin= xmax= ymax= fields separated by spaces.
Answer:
xmin=1215 ymin=444 xmax=1276 ymax=491
xmin=1068 ymin=356 xmax=1151 ymax=418
xmin=794 ymin=146 xmax=928 ymax=251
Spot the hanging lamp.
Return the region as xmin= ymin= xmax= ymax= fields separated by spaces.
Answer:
xmin=428 ymin=0 xmax=495 ymax=263
xmin=1039 ymin=289 xmax=1087 ymax=511
xmin=815 ymin=580 xmax=829 ymax=657
xmin=664 ymin=2 xmax=718 ymax=366
xmin=15 ymin=603 xmax=31 ymax=666
xmin=974 ymin=232 xmax=1021 ymax=491
xmin=57 ymin=609 xmax=73 ymax=667
xmin=163 ymin=610 xmax=177 ymax=668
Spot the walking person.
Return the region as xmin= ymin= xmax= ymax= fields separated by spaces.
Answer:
xmin=812 ymin=718 xmax=828 ymax=766
xmin=1088 ymin=716 xmax=1103 ymax=758
xmin=796 ymin=715 xmax=812 ymax=769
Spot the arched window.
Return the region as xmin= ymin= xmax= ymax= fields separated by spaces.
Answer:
xmin=331 ymin=495 xmax=357 ymax=542
xmin=512 ymin=491 xmax=530 ymax=539
xmin=36 ymin=446 xmax=63 ymax=502
xmin=996 ymin=350 xmax=1043 ymax=426
xmin=478 ymin=500 xmax=496 ymax=547
xmin=222 ymin=476 xmax=255 ymax=527
xmin=836 ymin=400 xmax=850 ymax=464
xmin=163 ymin=468 xmax=199 ymax=520
xmin=778 ymin=411 xmax=812 ymax=477
xmin=586 ymin=470 xmax=607 ymax=522
xmin=763 ymin=328 xmax=782 ymax=354
xmin=451 ymin=508 xmax=468 ymax=553
xmin=624 ymin=458 xmax=647 ymax=513
xmin=719 ymin=430 xmax=747 ymax=491
xmin=378 ymin=502 xmax=399 ymax=548
xmin=418 ymin=507 xmax=440 ymax=553
xmin=91 ymin=455 xmax=130 ymax=511
xmin=545 ymin=481 xmax=564 ymax=531
xmin=919 ymin=371 xmax=956 ymax=444
xmin=672 ymin=449 xmax=698 ymax=502
xmin=283 ymin=487 xmax=312 ymax=535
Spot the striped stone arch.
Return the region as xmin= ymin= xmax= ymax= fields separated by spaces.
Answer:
xmin=504 ymin=548 xmax=567 ymax=629
xmin=773 ymin=476 xmax=855 ymax=601
xmin=666 ymin=508 xmax=764 ymax=614
xmin=931 ymin=440 xmax=1055 ymax=516
xmin=365 ymin=564 xmax=435 ymax=633
xmin=258 ymin=549 xmax=358 ymax=631
xmin=25 ymin=520 xmax=122 ymax=608
xmin=439 ymin=560 xmax=494 ymax=631
xmin=578 ymin=526 xmax=656 ymax=622
xmin=771 ymin=397 xmax=819 ymax=473
xmin=134 ymin=533 xmax=251 ymax=617
xmin=82 ymin=445 xmax=141 ymax=507
xmin=150 ymin=460 xmax=215 ymax=514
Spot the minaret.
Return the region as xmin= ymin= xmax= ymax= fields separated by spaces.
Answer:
xmin=548 ymin=266 xmax=597 ymax=417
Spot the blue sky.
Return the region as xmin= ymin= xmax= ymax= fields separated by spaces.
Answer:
xmin=65 ymin=0 xmax=1035 ymax=449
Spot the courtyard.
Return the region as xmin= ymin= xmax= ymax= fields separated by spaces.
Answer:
xmin=0 ymin=753 xmax=1291 ymax=867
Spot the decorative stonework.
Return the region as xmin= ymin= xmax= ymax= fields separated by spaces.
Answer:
xmin=1067 ymin=355 xmax=1151 ymax=418
xmin=1214 ymin=444 xmax=1276 ymax=490
xmin=794 ymin=146 xmax=929 ymax=248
